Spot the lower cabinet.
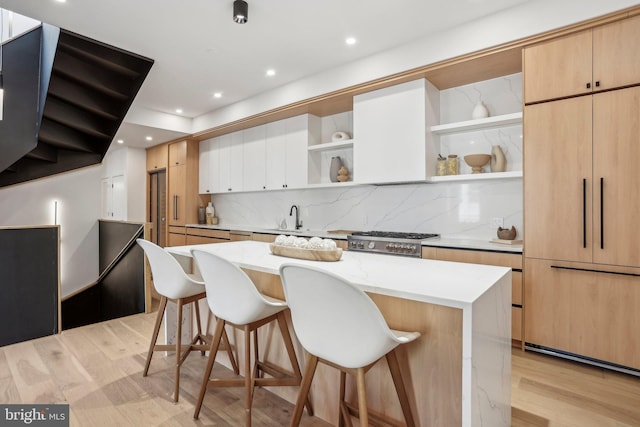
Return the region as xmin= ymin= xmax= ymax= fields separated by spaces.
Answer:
xmin=423 ymin=247 xmax=524 ymax=347
xmin=185 ymin=228 xmax=231 ymax=245
xmin=525 ymin=258 xmax=640 ymax=370
xmin=168 ymin=226 xmax=187 ymax=246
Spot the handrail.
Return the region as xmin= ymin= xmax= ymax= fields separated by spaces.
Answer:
xmin=97 ymin=223 xmax=144 ymax=283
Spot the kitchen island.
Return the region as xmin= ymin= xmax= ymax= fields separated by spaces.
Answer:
xmin=166 ymin=241 xmax=511 ymax=427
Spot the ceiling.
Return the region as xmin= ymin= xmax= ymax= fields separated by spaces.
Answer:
xmin=0 ymin=0 xmax=535 ymax=148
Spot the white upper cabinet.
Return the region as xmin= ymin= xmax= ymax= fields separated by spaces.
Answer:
xmin=242 ymin=125 xmax=266 ymax=191
xmin=218 ymin=132 xmax=244 ymax=193
xmin=353 ymin=79 xmax=439 ymax=184
xmin=198 ymin=139 xmax=211 ymax=194
xmin=265 ymin=114 xmax=314 ymax=190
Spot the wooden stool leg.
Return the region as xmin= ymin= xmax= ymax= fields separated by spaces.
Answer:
xmin=277 ymin=312 xmax=313 ymax=416
xmin=289 ymin=354 xmax=318 ymax=427
xmin=174 ymin=298 xmax=183 ymax=403
xmin=194 ymin=319 xmax=226 ymax=419
xmin=144 ymin=296 xmax=167 ymax=376
xmin=244 ymin=324 xmax=253 ymax=427
xmin=193 ymin=299 xmax=205 ymax=355
xmin=356 ymin=368 xmax=368 ymax=427
xmin=339 ymin=371 xmax=347 ymax=427
xmin=386 ymin=349 xmax=416 ymax=427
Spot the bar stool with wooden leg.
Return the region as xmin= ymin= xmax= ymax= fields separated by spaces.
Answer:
xmin=280 ymin=263 xmax=420 ymax=427
xmin=136 ymin=239 xmax=238 ymax=402
xmin=191 ymin=249 xmax=312 ymax=426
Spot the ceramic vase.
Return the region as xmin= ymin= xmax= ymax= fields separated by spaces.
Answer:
xmin=472 ymin=101 xmax=489 ymax=119
xmin=329 ymin=156 xmax=342 ymax=182
xmin=490 ymin=145 xmax=506 ymax=172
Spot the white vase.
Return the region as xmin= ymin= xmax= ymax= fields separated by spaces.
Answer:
xmin=490 ymin=145 xmax=506 ymax=172
xmin=472 ymin=101 xmax=489 ymax=119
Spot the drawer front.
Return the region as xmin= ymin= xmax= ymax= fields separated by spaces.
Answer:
xmin=167 ymin=232 xmax=186 ymax=247
xmin=512 ymin=306 xmax=522 ymax=342
xmin=186 ymin=235 xmax=229 ymax=245
xmin=436 ymin=248 xmax=522 ymax=269
xmin=168 ymin=226 xmax=186 ymax=235
xmin=186 ymin=227 xmax=230 ymax=240
xmin=421 ymin=247 xmax=438 ymax=259
xmin=512 ymin=271 xmax=523 ymax=306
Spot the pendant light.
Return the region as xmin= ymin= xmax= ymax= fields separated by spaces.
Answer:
xmin=233 ymin=0 xmax=248 ymax=24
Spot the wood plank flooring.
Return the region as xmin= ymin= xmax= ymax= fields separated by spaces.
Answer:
xmin=1 ymin=309 xmax=640 ymax=426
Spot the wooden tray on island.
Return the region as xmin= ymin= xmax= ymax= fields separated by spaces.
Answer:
xmin=269 ymin=243 xmax=343 ymax=261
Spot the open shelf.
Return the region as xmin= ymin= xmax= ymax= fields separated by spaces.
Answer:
xmin=427 ymin=170 xmax=522 ymax=183
xmin=307 ymin=139 xmax=354 ymax=152
xmin=430 ymin=112 xmax=522 ymax=135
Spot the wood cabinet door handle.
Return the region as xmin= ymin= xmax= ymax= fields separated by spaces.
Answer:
xmin=600 ymin=177 xmax=604 ymax=250
xmin=582 ymin=178 xmax=587 ymax=249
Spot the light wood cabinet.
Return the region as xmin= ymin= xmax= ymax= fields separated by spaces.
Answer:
xmin=421 ymin=246 xmax=523 ymax=346
xmin=525 ymin=258 xmax=640 ymax=370
xmin=524 ymin=96 xmax=592 ymax=262
xmin=525 ymin=87 xmax=640 ymax=267
xmin=168 ymin=140 xmax=202 ymax=227
xmin=186 ymin=227 xmax=231 ymax=245
xmin=146 ymin=144 xmax=168 ymax=171
xmin=524 ymin=14 xmax=640 ymax=104
xmin=167 ymin=226 xmax=187 ymax=246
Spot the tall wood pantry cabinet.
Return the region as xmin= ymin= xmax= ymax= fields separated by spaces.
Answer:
xmin=167 ymin=140 xmax=203 ymax=246
xmin=523 ymin=14 xmax=640 ymax=370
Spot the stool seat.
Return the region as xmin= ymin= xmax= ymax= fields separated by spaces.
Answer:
xmin=136 ymin=239 xmax=238 ymax=402
xmin=280 ymin=263 xmax=420 ymax=427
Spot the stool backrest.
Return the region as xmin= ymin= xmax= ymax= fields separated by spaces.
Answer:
xmin=279 ymin=263 xmax=401 ymax=369
xmin=136 ymin=239 xmax=199 ymax=300
xmin=191 ymin=249 xmax=275 ymax=325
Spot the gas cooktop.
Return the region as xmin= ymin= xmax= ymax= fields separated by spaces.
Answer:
xmin=347 ymin=231 xmax=439 ymax=257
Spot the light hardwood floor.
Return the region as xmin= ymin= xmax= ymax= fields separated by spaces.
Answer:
xmin=1 ymin=309 xmax=640 ymax=426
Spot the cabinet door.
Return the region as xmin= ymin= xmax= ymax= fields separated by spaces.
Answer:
xmin=593 ymin=87 xmax=640 ymax=267
xmin=147 ymin=144 xmax=167 ymax=171
xmin=229 ymin=131 xmax=244 ymax=191
xmin=353 ymin=79 xmax=427 ymax=184
xmin=111 ymin=174 xmax=126 ymax=221
xmin=243 ymin=126 xmax=266 ymax=191
xmin=525 ymin=258 xmax=640 ymax=370
xmin=524 ymin=97 xmax=593 ymax=262
xmin=593 ymin=14 xmax=640 ymax=92
xmin=523 ymin=30 xmax=592 ymax=104
xmin=101 ymin=177 xmax=112 ymax=218
xmin=265 ymin=121 xmax=287 ymax=190
xmin=168 ymin=140 xmax=187 ymax=166
xmin=198 ymin=140 xmax=211 ymax=194
xmin=217 ymin=134 xmax=233 ymax=192
xmin=168 ymin=164 xmax=186 ymax=225
xmin=283 ymin=115 xmax=309 ymax=189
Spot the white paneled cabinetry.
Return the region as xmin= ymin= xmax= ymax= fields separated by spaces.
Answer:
xmin=353 ymin=79 xmax=439 ymax=184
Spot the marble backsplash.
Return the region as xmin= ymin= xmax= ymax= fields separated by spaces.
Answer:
xmin=209 ymin=178 xmax=522 ymax=241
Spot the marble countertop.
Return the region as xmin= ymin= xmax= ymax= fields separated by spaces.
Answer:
xmin=166 ymin=240 xmax=511 ymax=308
xmin=186 ymin=223 xmax=523 ymax=253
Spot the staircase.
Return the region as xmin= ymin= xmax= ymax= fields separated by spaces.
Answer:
xmin=0 ymin=24 xmax=153 ymax=187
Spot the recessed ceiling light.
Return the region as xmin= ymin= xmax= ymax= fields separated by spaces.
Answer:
xmin=145 ymin=136 xmax=153 ymax=141
xmin=117 ymin=139 xmax=124 ymax=144
xmin=345 ymin=37 xmax=357 ymax=45
xmin=213 ymin=92 xmax=223 ymax=98
xmin=265 ymin=69 xmax=276 ymax=77
xmin=55 ymin=0 xmax=67 ymax=3
xmin=175 ymin=108 xmax=183 ymax=114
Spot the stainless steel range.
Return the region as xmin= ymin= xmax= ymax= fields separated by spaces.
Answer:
xmin=347 ymin=231 xmax=439 ymax=257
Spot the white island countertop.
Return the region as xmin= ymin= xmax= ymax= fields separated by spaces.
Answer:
xmin=166 ymin=240 xmax=510 ymax=309
xmin=166 ymin=240 xmax=512 ymax=427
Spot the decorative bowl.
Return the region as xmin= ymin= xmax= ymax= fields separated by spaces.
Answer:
xmin=464 ymin=154 xmax=491 ymax=174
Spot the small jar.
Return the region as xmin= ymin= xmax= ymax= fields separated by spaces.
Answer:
xmin=446 ymin=155 xmax=458 ymax=175
xmin=436 ymin=158 xmax=447 ymax=176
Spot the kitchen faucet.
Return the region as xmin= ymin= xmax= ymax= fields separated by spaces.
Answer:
xmin=289 ymin=205 xmax=302 ymax=230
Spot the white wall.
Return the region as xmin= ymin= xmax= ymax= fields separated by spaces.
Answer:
xmin=0 ymin=165 xmax=101 ymax=297
xmin=191 ymin=0 xmax=638 ymax=133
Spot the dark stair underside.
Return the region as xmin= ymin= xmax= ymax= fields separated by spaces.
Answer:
xmin=0 ymin=25 xmax=153 ymax=187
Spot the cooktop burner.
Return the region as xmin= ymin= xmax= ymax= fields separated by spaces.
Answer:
xmin=347 ymin=231 xmax=440 ymax=257
xmin=351 ymin=231 xmax=439 ymax=240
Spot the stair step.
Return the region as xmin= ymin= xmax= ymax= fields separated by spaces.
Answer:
xmin=38 ymin=118 xmax=108 ymax=154
xmin=25 ymin=143 xmax=58 ymax=163
xmin=43 ymin=97 xmax=114 ymax=140
xmin=48 ymin=76 xmax=121 ymax=121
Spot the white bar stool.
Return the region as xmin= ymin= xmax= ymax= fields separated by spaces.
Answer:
xmin=279 ymin=263 xmax=420 ymax=427
xmin=136 ymin=239 xmax=238 ymax=402
xmin=191 ymin=249 xmax=312 ymax=427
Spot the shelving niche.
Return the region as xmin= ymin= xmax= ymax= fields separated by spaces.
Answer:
xmin=307 ymin=111 xmax=354 ymax=186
